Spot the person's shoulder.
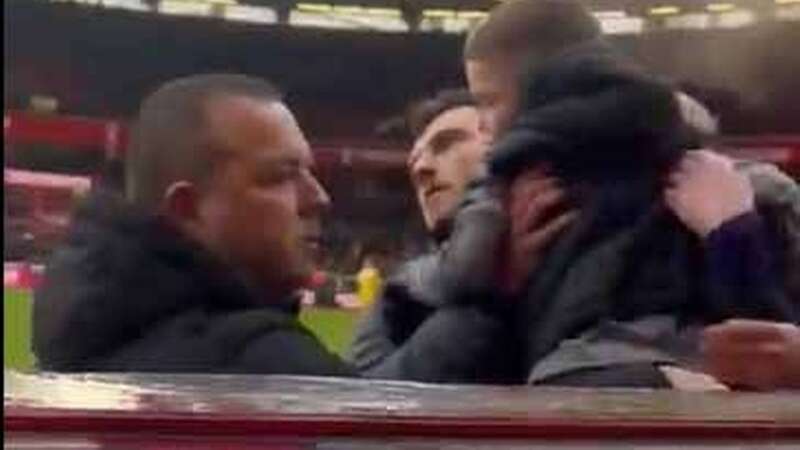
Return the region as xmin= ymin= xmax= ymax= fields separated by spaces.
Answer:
xmin=732 ymin=158 xmax=799 ymax=207
xmin=384 ymin=252 xmax=447 ymax=303
xmin=224 ymin=309 xmax=354 ymax=376
xmin=209 ymin=307 xmax=307 ymax=342
xmin=733 ymin=158 xmax=794 ymax=183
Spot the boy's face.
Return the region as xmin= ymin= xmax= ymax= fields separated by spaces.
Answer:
xmin=408 ymin=106 xmax=490 ymax=232
xmin=465 ymin=56 xmax=520 ymax=141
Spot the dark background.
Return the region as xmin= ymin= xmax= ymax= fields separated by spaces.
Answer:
xmin=6 ymin=0 xmax=800 ymax=141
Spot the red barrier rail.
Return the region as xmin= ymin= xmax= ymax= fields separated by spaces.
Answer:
xmin=5 ymin=372 xmax=800 ymax=446
xmin=4 ymin=111 xmax=125 ymax=158
xmin=5 ymin=111 xmax=800 ymax=175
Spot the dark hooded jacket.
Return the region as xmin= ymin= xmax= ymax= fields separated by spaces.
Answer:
xmin=33 ymin=192 xmax=353 ymax=375
xmin=489 ymin=40 xmax=797 ymax=384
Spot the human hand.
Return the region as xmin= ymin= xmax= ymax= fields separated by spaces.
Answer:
xmin=702 ymin=319 xmax=800 ymax=390
xmin=665 ymin=150 xmax=755 ymax=238
xmin=500 ymin=167 xmax=578 ymax=296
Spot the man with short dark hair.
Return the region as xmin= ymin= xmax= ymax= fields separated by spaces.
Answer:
xmin=349 ymin=89 xmax=572 ymax=382
xmin=405 ymin=89 xmax=487 ymax=238
xmin=32 ymin=75 xmax=509 ymax=379
xmin=349 ymin=90 xmax=496 ymax=377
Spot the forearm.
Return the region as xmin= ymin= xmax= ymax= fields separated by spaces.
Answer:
xmin=361 ymin=304 xmax=519 ymax=384
xmin=436 ymin=181 xmax=508 ymax=303
xmin=348 ymin=291 xmax=435 ymax=372
xmin=347 ymin=301 xmax=401 ymax=372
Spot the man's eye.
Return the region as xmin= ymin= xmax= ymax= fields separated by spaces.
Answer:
xmin=259 ymin=168 xmax=300 ymax=185
xmin=431 ymin=143 xmax=453 ymax=156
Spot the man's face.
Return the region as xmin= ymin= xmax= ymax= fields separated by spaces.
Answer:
xmin=408 ymin=106 xmax=490 ymax=231
xmin=193 ymin=96 xmax=330 ymax=294
xmin=465 ymin=56 xmax=520 ymax=141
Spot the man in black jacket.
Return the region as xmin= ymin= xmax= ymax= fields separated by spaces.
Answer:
xmin=33 ymin=74 xmax=508 ymax=378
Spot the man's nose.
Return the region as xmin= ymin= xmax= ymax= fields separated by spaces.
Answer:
xmin=301 ymin=172 xmax=331 ymax=215
xmin=410 ymin=149 xmax=436 ymax=184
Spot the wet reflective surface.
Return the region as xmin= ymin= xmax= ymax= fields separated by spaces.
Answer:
xmin=5 ymin=370 xmax=800 ymax=448
xmin=6 ymin=370 xmax=800 ymax=421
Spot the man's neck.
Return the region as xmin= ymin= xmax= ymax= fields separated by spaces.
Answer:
xmin=430 ymin=216 xmax=454 ymax=244
xmin=247 ymin=275 xmax=304 ymax=315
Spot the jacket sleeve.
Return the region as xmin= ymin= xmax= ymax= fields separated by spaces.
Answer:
xmin=348 ymin=292 xmax=518 ymax=383
xmin=705 ymin=212 xmax=797 ymax=322
xmin=348 ymin=256 xmax=519 ymax=382
xmin=233 ymin=327 xmax=357 ymax=377
xmin=435 ymin=179 xmax=509 ymax=301
xmin=347 ymin=259 xmax=439 ymax=373
xmin=348 ymin=180 xmax=511 ymax=375
xmin=362 ymin=304 xmax=519 ymax=384
xmin=736 ymin=160 xmax=800 ymax=309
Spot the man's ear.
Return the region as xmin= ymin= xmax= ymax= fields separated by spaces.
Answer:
xmin=162 ymin=181 xmax=201 ymax=226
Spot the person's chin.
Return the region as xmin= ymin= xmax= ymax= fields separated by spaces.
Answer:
xmin=283 ymin=264 xmax=315 ymax=290
xmin=423 ymin=205 xmax=448 ymax=230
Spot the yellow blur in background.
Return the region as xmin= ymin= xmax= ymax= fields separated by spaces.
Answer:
xmin=355 ymin=262 xmax=382 ymax=309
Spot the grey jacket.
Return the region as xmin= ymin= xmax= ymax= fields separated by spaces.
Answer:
xmin=349 ymin=160 xmax=799 ymax=386
xmin=347 ymin=182 xmax=522 ymax=384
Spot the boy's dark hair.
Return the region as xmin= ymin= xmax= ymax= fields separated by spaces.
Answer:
xmin=463 ymin=0 xmax=601 ymax=67
xmin=406 ymin=89 xmax=476 ymax=139
xmin=127 ymin=73 xmax=282 ymax=210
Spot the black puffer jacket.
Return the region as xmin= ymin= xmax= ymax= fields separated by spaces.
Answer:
xmin=33 ymin=192 xmax=353 ymax=375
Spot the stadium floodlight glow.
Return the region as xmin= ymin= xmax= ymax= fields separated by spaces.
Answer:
xmin=97 ymin=0 xmax=150 ymax=10
xmin=423 ymin=9 xmax=456 ymax=18
xmin=365 ymin=8 xmax=401 ymax=17
xmin=599 ymin=16 xmax=645 ymax=34
xmin=333 ymin=5 xmax=363 ymax=15
xmin=707 ymin=3 xmax=736 ymax=12
xmin=458 ymin=10 xmax=489 ymax=20
xmin=593 ymin=10 xmax=627 ymax=19
xmin=224 ymin=4 xmax=277 ymax=23
xmin=296 ymin=3 xmax=332 ymax=13
xmin=159 ymin=0 xmax=212 ymax=16
xmin=649 ymin=5 xmax=681 ymax=15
